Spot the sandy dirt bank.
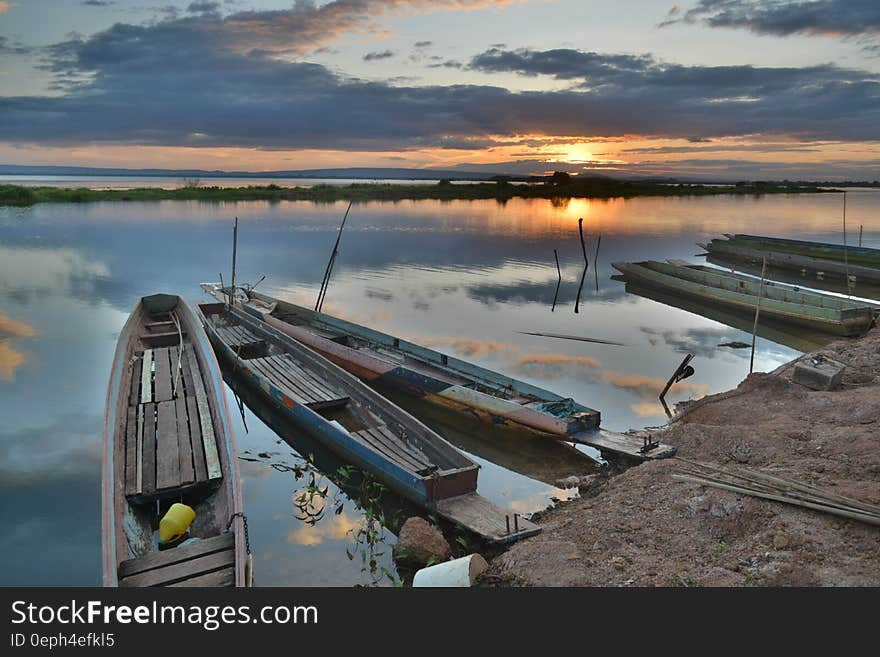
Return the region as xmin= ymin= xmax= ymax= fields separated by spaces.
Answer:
xmin=488 ymin=327 xmax=880 ymax=586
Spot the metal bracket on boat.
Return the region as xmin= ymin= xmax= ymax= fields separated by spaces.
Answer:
xmin=640 ymin=434 xmax=660 ymax=454
xmin=504 ymin=513 xmax=521 ymax=535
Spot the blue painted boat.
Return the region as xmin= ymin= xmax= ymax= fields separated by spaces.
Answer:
xmin=196 ymin=301 xmax=540 ymax=542
xmin=201 ymin=283 xmax=600 ymax=439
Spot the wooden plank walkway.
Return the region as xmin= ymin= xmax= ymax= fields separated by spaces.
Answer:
xmin=437 ymin=493 xmax=541 ymax=543
xmin=571 ymin=428 xmax=676 ymax=460
xmin=118 ymin=533 xmax=235 ymax=587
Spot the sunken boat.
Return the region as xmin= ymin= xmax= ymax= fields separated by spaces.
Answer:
xmin=102 ymin=294 xmax=248 ymax=587
xmin=701 ymin=234 xmax=880 ymax=285
xmin=612 ymin=260 xmax=877 ymax=337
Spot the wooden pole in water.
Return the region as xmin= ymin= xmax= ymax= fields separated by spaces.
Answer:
xmin=231 ymin=217 xmax=238 ymax=305
xmin=859 ymin=224 xmax=863 ymax=248
xmin=749 ymin=256 xmax=767 ymax=374
xmin=551 ymin=249 xmax=561 ymax=312
xmin=842 ymin=191 xmax=851 ymax=293
xmin=316 ymin=201 xmax=353 ymax=313
xmin=593 ymin=234 xmax=602 ymax=293
xmin=574 ymin=218 xmax=588 ymax=314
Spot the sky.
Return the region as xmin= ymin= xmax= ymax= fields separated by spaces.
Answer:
xmin=0 ymin=0 xmax=878 ymax=179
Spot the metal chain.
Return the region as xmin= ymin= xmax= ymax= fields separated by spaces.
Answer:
xmin=226 ymin=512 xmax=251 ymax=554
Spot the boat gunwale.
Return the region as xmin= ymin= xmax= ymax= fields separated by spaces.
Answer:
xmin=198 ymin=301 xmax=478 ymax=480
xmin=103 ymin=294 xmax=245 ymax=587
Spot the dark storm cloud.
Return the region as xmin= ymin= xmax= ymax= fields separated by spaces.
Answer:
xmin=2 ymin=18 xmax=878 ymax=149
xmin=83 ymin=0 xmax=114 ymax=6
xmin=0 ymin=36 xmax=35 ymax=55
xmin=187 ymin=1 xmax=221 ymax=13
xmin=363 ymin=49 xmax=395 ymax=61
xmin=663 ymin=1 xmax=880 ymax=37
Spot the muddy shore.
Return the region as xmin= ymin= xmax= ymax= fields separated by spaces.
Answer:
xmin=487 ymin=327 xmax=880 ymax=586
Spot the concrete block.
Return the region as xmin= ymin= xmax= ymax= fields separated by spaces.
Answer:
xmin=793 ymin=356 xmax=845 ymax=391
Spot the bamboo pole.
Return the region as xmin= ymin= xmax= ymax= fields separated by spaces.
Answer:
xmin=574 ymin=218 xmax=588 ymax=314
xmin=683 ymin=460 xmax=880 ymax=516
xmin=315 ymin=201 xmax=353 ymax=312
xmin=231 ymin=217 xmax=238 ymax=304
xmin=552 ymin=249 xmax=561 ymax=312
xmin=749 ymin=256 xmax=767 ymax=374
xmin=671 ymin=474 xmax=880 ymax=526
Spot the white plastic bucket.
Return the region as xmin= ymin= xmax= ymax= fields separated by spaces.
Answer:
xmin=412 ymin=554 xmax=488 ymax=587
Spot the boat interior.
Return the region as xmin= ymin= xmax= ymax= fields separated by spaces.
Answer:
xmin=116 ymin=297 xmax=235 ymax=587
xmin=200 ymin=302 xmax=473 ymax=479
xmin=268 ymin=303 xmax=541 ymax=405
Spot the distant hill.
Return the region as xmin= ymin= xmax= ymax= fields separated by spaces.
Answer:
xmin=0 ymin=164 xmax=528 ymax=181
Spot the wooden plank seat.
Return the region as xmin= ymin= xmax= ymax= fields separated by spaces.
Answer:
xmin=351 ymin=425 xmax=436 ymax=474
xmin=246 ymin=354 xmax=350 ymax=411
xmin=118 ymin=533 xmax=235 ymax=587
xmin=125 ymin=344 xmax=222 ymax=501
xmin=215 ymin=323 xmax=262 ymax=348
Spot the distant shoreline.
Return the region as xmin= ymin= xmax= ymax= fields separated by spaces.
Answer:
xmin=0 ymin=180 xmax=837 ymax=207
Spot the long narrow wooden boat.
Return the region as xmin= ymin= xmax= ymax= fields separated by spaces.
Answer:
xmin=200 ymin=285 xmax=599 ymax=437
xmin=201 ymin=284 xmax=675 ymax=461
xmin=102 ymin=294 xmax=248 ymax=587
xmin=612 ymin=260 xmax=877 ymax=337
xmin=196 ymin=300 xmax=539 ymax=543
xmin=702 ymin=234 xmax=880 ymax=284
xmin=705 ymin=251 xmax=880 ymax=301
xmin=612 ymin=276 xmax=831 ymax=353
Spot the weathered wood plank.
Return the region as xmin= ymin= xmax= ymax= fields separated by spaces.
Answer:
xmin=124 ymin=405 xmax=138 ymax=497
xmin=270 ymin=355 xmax=339 ymax=399
xmin=140 ymin=349 xmax=153 ymax=404
xmin=166 ymin=566 xmax=235 ymax=587
xmin=129 ymin=355 xmax=141 ymax=406
xmin=153 ymin=347 xmax=173 ymax=402
xmin=436 ymin=492 xmax=541 ymax=543
xmin=175 ymin=395 xmax=195 ymax=485
xmin=136 ymin=402 xmax=144 ymax=494
xmin=155 ymin=400 xmax=180 ymax=491
xmin=185 ymin=349 xmax=222 ymax=480
xmin=120 ymin=547 xmax=235 ymax=587
xmin=141 ymin=402 xmax=157 ymax=494
xmin=179 ymin=351 xmax=208 ymax=482
xmin=353 ymin=427 xmax=425 ymax=472
xmin=117 ymin=533 xmax=234 ymax=578
xmin=250 ymin=357 xmax=322 ymax=405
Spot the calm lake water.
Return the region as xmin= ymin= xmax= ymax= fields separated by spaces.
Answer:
xmin=1 ymin=188 xmax=877 ymax=585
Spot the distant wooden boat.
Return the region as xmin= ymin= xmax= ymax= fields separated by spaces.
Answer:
xmin=102 ymin=294 xmax=248 ymax=587
xmin=200 ymin=284 xmax=600 ymax=439
xmin=701 ymin=234 xmax=880 ymax=284
xmin=197 ymin=301 xmax=539 ymax=543
xmin=612 ymin=260 xmax=877 ymax=337
xmin=612 ymin=276 xmax=831 ymax=353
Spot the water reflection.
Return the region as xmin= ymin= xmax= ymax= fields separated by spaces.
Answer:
xmin=1 ymin=189 xmax=877 ymax=585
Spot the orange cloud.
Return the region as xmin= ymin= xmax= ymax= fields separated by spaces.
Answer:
xmin=630 ymin=401 xmax=666 ymax=418
xmin=0 ymin=3 xmax=14 ymax=14
xmin=421 ymin=336 xmax=508 ymax=357
xmin=286 ymin=512 xmax=362 ymax=547
xmin=0 ymin=313 xmax=36 ymax=381
xmin=602 ymin=371 xmax=708 ymax=399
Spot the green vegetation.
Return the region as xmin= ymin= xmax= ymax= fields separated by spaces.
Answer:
xmin=0 ymin=178 xmax=833 ymax=208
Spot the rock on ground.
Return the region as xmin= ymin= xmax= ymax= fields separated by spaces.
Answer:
xmin=393 ymin=517 xmax=452 ymax=566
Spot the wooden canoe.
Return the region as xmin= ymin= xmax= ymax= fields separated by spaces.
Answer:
xmin=102 ymin=294 xmax=248 ymax=587
xmin=702 ymin=234 xmax=880 ymax=284
xmin=196 ymin=301 xmax=539 ymax=542
xmin=200 ymin=284 xmax=600 ymax=440
xmin=612 ymin=260 xmax=877 ymax=336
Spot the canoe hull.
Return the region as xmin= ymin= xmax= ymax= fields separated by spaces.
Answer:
xmin=200 ymin=304 xmax=479 ymax=509
xmin=211 ymin=285 xmax=600 ymax=439
xmin=102 ymin=295 xmax=246 ymax=587
xmin=613 ymin=261 xmax=875 ymax=337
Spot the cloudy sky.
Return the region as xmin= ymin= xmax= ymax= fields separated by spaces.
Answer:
xmin=0 ymin=0 xmax=878 ymax=179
